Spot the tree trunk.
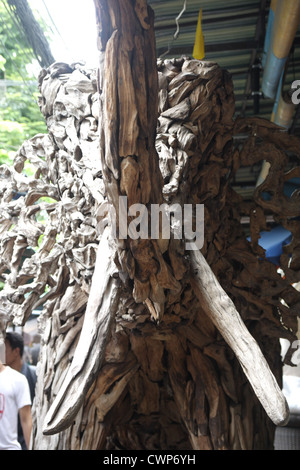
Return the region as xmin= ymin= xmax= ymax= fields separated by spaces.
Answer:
xmin=6 ymin=0 xmax=55 ymax=67
xmin=0 ymin=0 xmax=300 ymax=451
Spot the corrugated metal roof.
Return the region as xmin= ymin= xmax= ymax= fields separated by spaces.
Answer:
xmin=149 ymin=0 xmax=300 ymax=132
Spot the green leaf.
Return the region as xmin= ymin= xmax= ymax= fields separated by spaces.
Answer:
xmin=0 ymin=1 xmax=49 ymax=174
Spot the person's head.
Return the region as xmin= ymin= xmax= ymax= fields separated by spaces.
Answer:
xmin=5 ymin=331 xmax=24 ymax=369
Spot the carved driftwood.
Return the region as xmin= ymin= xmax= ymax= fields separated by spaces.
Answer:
xmin=0 ymin=0 xmax=300 ymax=450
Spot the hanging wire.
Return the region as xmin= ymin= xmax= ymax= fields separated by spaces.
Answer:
xmin=159 ymin=0 xmax=187 ymax=59
xmin=41 ymin=0 xmax=75 ymax=61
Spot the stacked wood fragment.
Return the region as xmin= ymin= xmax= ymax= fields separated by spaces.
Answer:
xmin=0 ymin=5 xmax=299 ymax=448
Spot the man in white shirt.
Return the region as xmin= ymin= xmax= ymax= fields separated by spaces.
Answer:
xmin=0 ymin=359 xmax=32 ymax=450
xmin=5 ymin=331 xmax=37 ymax=449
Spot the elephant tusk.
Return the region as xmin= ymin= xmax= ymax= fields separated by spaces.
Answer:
xmin=43 ymin=228 xmax=120 ymax=435
xmin=189 ymin=247 xmax=289 ymax=427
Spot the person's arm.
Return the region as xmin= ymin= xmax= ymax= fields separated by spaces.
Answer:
xmin=19 ymin=405 xmax=32 ymax=449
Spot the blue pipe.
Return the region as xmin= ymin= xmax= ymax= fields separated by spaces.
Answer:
xmin=262 ymin=0 xmax=300 ymax=99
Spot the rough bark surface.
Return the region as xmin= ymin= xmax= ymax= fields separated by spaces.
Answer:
xmin=0 ymin=0 xmax=300 ymax=450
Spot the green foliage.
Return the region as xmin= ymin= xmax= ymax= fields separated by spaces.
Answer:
xmin=0 ymin=54 xmax=5 ymax=72
xmin=0 ymin=0 xmax=48 ymax=167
